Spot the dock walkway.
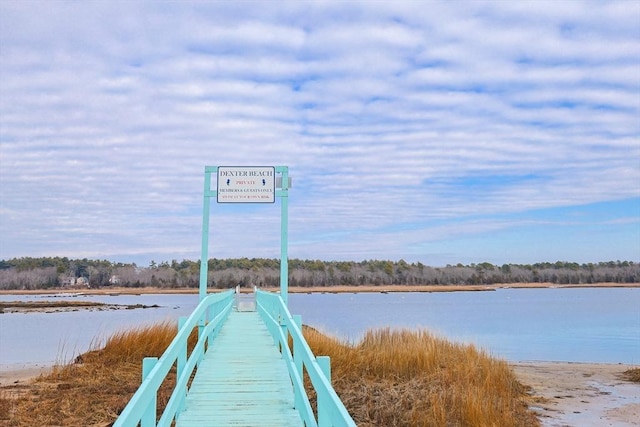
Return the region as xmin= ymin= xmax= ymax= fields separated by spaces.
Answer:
xmin=175 ymin=310 xmax=303 ymax=426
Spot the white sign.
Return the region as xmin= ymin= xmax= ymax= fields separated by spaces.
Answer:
xmin=217 ymin=166 xmax=275 ymax=203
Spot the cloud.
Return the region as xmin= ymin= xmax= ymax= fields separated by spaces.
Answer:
xmin=1 ymin=0 xmax=639 ymax=265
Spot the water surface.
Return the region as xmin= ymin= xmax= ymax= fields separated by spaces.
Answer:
xmin=1 ymin=288 xmax=638 ymax=370
xmin=0 ymin=293 xmax=198 ymax=369
xmin=288 ymin=288 xmax=640 ymax=364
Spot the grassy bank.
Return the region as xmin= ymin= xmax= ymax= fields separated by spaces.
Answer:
xmin=1 ymin=322 xmax=539 ymax=426
xmin=303 ymin=327 xmax=539 ymax=426
xmin=0 ymin=321 xmax=194 ymax=426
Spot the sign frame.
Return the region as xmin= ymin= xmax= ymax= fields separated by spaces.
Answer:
xmin=198 ymin=165 xmax=291 ymax=305
xmin=216 ymin=166 xmax=276 ymax=204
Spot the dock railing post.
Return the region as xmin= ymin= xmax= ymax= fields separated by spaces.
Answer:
xmin=317 ymin=356 xmax=331 ymax=383
xmin=177 ymin=317 xmax=187 ymax=413
xmin=293 ymin=314 xmax=303 ymax=378
xmin=279 ymin=315 xmax=289 ymax=356
xmin=141 ymin=357 xmax=158 ymax=427
xmin=177 ymin=317 xmax=187 ymax=374
xmin=317 ymin=355 xmax=331 ymax=426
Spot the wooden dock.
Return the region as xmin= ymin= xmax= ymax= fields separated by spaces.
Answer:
xmin=176 ymin=310 xmax=303 ymax=426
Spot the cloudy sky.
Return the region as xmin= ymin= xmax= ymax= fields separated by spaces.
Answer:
xmin=1 ymin=1 xmax=639 ymax=267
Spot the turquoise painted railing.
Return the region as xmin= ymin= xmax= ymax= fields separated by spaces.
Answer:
xmin=256 ymin=289 xmax=357 ymax=427
xmin=113 ymin=290 xmax=234 ymax=427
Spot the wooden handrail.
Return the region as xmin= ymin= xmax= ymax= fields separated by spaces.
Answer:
xmin=256 ymin=289 xmax=356 ymax=427
xmin=115 ymin=288 xmax=355 ymax=427
xmin=113 ymin=289 xmax=234 ymax=427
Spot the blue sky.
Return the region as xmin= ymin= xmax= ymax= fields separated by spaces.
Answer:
xmin=1 ymin=0 xmax=639 ymax=266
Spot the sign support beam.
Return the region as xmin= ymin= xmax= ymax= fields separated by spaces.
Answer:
xmin=276 ymin=166 xmax=289 ymax=305
xmin=199 ymin=166 xmax=216 ymax=302
xmin=198 ymin=166 xmax=290 ymax=306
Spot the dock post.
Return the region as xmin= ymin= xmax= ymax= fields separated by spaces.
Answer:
xmin=293 ymin=314 xmax=303 ymax=377
xmin=317 ymin=356 xmax=331 ymax=426
xmin=177 ymin=317 xmax=188 ymax=413
xmin=141 ymin=357 xmax=158 ymax=427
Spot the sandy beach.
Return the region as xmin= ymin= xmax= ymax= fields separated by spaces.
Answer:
xmin=0 ymin=365 xmax=51 ymax=387
xmin=512 ymin=362 xmax=640 ymax=426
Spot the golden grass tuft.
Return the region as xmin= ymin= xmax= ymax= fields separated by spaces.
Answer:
xmin=0 ymin=321 xmax=196 ymax=426
xmin=81 ymin=320 xmax=182 ymax=365
xmin=303 ymin=326 xmax=540 ymax=426
xmin=622 ymin=367 xmax=640 ymax=383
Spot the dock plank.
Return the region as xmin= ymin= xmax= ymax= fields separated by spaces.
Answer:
xmin=176 ymin=310 xmax=303 ymax=427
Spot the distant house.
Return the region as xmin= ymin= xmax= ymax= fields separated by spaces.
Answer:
xmin=60 ymin=276 xmax=89 ymax=288
xmin=109 ymin=275 xmax=121 ymax=285
xmin=60 ymin=276 xmax=76 ymax=287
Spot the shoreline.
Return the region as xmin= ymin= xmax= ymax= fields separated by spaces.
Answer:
xmin=2 ymin=361 xmax=638 ymax=425
xmin=0 ymin=300 xmax=161 ymax=314
xmin=0 ymin=364 xmax=52 ymax=387
xmin=512 ymin=361 xmax=640 ymax=426
xmin=1 ymin=282 xmax=638 ymax=296
xmin=2 ymin=283 xmax=638 ymax=424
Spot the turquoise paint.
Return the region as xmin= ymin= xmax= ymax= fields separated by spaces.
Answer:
xmin=258 ymin=295 xmax=317 ymax=426
xmin=176 ymin=310 xmax=303 ymax=427
xmin=141 ymin=357 xmax=158 ymax=427
xmin=198 ymin=166 xmax=215 ymax=302
xmin=199 ymin=165 xmax=290 ymax=305
xmin=113 ymin=290 xmax=234 ymax=427
xmin=115 ymin=289 xmax=355 ymax=427
xmin=256 ymin=289 xmax=356 ymax=427
xmin=176 ymin=316 xmax=187 ymax=414
xmin=277 ymin=165 xmax=290 ymax=305
xmin=116 ymin=168 xmax=355 ymax=426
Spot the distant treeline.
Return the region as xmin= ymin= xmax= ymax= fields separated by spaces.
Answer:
xmin=0 ymin=257 xmax=638 ymax=290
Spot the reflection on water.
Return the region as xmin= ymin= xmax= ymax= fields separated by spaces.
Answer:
xmin=1 ymin=288 xmax=638 ymax=370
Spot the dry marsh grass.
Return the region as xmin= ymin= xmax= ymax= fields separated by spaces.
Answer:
xmin=303 ymin=326 xmax=540 ymax=426
xmin=1 ymin=322 xmax=539 ymax=426
xmin=0 ymin=321 xmax=195 ymax=426
xmin=622 ymin=367 xmax=640 ymax=383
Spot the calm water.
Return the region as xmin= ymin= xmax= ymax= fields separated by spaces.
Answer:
xmin=0 ymin=288 xmax=638 ymax=370
xmin=0 ymin=293 xmax=200 ymax=370
xmin=289 ymin=288 xmax=640 ymax=364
